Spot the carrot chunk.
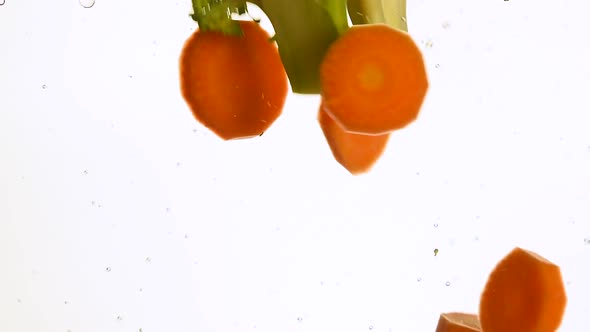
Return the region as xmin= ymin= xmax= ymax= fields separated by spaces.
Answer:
xmin=320 ymin=23 xmax=428 ymax=135
xmin=179 ymin=20 xmax=288 ymax=140
xmin=479 ymin=247 xmax=567 ymax=332
xmin=318 ymin=102 xmax=389 ymax=174
xmin=436 ymin=312 xmax=481 ymax=332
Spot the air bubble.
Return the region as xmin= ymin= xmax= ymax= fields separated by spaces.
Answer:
xmin=445 ymin=281 xmax=451 ymax=286
xmin=0 ymin=0 xmax=5 ymax=6
xmin=80 ymin=0 xmax=95 ymax=8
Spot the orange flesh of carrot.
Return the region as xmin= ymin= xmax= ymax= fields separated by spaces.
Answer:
xmin=179 ymin=21 xmax=288 ymax=140
xmin=479 ymin=247 xmax=567 ymax=332
xmin=318 ymin=103 xmax=390 ymax=174
xmin=436 ymin=312 xmax=481 ymax=332
xmin=320 ymin=23 xmax=428 ymax=135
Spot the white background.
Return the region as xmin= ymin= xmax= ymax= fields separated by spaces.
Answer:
xmin=1 ymin=0 xmax=589 ymax=331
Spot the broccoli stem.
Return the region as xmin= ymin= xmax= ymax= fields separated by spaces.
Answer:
xmin=256 ymin=0 xmax=348 ymax=94
xmin=347 ymin=0 xmax=408 ymax=31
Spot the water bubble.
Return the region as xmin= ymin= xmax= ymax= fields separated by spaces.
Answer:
xmin=369 ymin=326 xmax=374 ymax=330
xmin=445 ymin=281 xmax=451 ymax=286
xmin=42 ymin=84 xmax=47 ymax=89
xmin=584 ymin=238 xmax=590 ymax=245
xmin=80 ymin=0 xmax=95 ymax=8
xmin=297 ymin=317 xmax=303 ymax=322
xmin=105 ymin=267 xmax=111 ymax=272
xmin=116 ymin=315 xmax=123 ymax=321
xmin=435 ymin=64 xmax=440 ymax=69
xmin=434 ymin=223 xmax=438 ymax=228
xmin=442 ymin=21 xmax=451 ymax=29
xmin=425 ymin=40 xmax=434 ymax=48
xmin=145 ymin=257 xmax=151 ymax=263
xmin=417 ymin=277 xmax=422 ymax=282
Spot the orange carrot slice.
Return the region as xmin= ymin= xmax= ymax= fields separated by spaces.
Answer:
xmin=179 ymin=20 xmax=288 ymax=140
xmin=479 ymin=247 xmax=567 ymax=332
xmin=320 ymin=23 xmax=428 ymax=135
xmin=435 ymin=312 xmax=481 ymax=332
xmin=318 ymin=102 xmax=389 ymax=174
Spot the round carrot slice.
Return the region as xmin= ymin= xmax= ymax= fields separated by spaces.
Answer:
xmin=479 ymin=247 xmax=567 ymax=332
xmin=435 ymin=312 xmax=481 ymax=332
xmin=318 ymin=102 xmax=390 ymax=174
xmin=320 ymin=24 xmax=428 ymax=135
xmin=179 ymin=20 xmax=288 ymax=140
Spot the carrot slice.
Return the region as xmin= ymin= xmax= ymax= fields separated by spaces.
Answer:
xmin=179 ymin=20 xmax=288 ymax=140
xmin=318 ymin=102 xmax=389 ymax=174
xmin=479 ymin=247 xmax=567 ymax=332
xmin=436 ymin=312 xmax=481 ymax=332
xmin=320 ymin=24 xmax=428 ymax=135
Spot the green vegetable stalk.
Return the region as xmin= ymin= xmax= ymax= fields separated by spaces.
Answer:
xmin=189 ymin=0 xmax=408 ymax=94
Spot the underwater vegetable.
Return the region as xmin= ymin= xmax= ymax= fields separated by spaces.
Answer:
xmin=479 ymin=247 xmax=567 ymax=332
xmin=320 ymin=23 xmax=429 ymax=135
xmin=435 ymin=312 xmax=481 ymax=332
xmin=179 ymin=20 xmax=288 ymax=140
xmin=318 ymin=103 xmax=390 ymax=174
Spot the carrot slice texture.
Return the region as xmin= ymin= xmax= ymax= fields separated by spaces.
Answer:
xmin=318 ymin=102 xmax=389 ymax=174
xmin=179 ymin=21 xmax=288 ymax=140
xmin=320 ymin=24 xmax=428 ymax=135
xmin=436 ymin=312 xmax=481 ymax=332
xmin=479 ymin=247 xmax=567 ymax=332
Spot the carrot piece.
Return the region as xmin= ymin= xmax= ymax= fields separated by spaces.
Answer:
xmin=435 ymin=312 xmax=481 ymax=332
xmin=179 ymin=20 xmax=288 ymax=140
xmin=479 ymin=247 xmax=567 ymax=332
xmin=318 ymin=102 xmax=389 ymax=174
xmin=320 ymin=24 xmax=428 ymax=135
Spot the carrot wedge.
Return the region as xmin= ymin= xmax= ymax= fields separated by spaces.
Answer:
xmin=320 ymin=23 xmax=428 ymax=135
xmin=479 ymin=247 xmax=567 ymax=332
xmin=318 ymin=103 xmax=389 ymax=174
xmin=435 ymin=312 xmax=481 ymax=332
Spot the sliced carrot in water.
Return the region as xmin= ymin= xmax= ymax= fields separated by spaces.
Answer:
xmin=435 ymin=312 xmax=481 ymax=332
xmin=320 ymin=23 xmax=428 ymax=135
xmin=179 ymin=20 xmax=288 ymax=140
xmin=318 ymin=102 xmax=389 ymax=174
xmin=479 ymin=247 xmax=567 ymax=332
